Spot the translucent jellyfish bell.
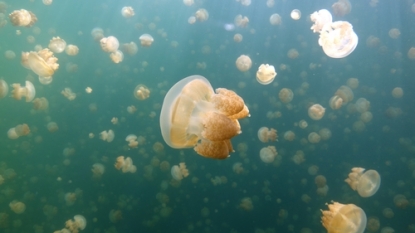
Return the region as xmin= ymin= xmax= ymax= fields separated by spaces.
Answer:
xmin=345 ymin=167 xmax=381 ymax=197
xmin=318 ymin=21 xmax=358 ymax=58
xmin=321 ymin=202 xmax=367 ymax=233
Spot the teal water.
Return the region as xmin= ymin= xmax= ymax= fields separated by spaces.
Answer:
xmin=0 ymin=0 xmax=414 ymax=233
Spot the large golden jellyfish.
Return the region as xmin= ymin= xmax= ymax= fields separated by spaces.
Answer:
xmin=0 ymin=79 xmax=8 ymax=99
xmin=160 ymin=75 xmax=249 ymax=159
xmin=9 ymin=9 xmax=37 ymax=27
xmin=318 ymin=21 xmax=358 ymax=58
xmin=11 ymin=80 xmax=35 ymax=102
xmin=345 ymin=167 xmax=381 ymax=197
xmin=25 ymin=48 xmax=59 ymax=80
xmin=256 ymin=64 xmax=277 ymax=85
xmin=321 ymin=202 xmax=367 ymax=233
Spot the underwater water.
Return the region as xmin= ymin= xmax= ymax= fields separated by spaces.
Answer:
xmin=0 ymin=0 xmax=415 ymax=232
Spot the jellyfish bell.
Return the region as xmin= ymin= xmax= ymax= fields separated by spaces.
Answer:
xmin=321 ymin=202 xmax=366 ymax=233
xmin=257 ymin=127 xmax=277 ymax=143
xmin=318 ymin=21 xmax=358 ymax=58
xmin=73 ymin=215 xmax=87 ymax=230
xmin=0 ymin=79 xmax=8 ymax=98
xmin=259 ymin=146 xmax=277 ymax=163
xmin=9 ymin=200 xmax=25 ymax=214
xmin=27 ymin=48 xmax=59 ymax=77
xmin=100 ymin=36 xmax=119 ymax=53
xmin=256 ymin=64 xmax=277 ymax=85
xmin=110 ymin=50 xmax=123 ymax=63
xmin=9 ymin=9 xmax=37 ymax=27
xmin=159 ymin=75 xmax=249 ymax=159
xmin=290 ymin=9 xmax=301 ymax=20
xmin=345 ymin=167 xmax=381 ymax=197
xmin=11 ymin=81 xmax=35 ymax=102
xmin=48 ymin=37 xmax=66 ymax=53
xmin=195 ymin=8 xmax=209 ymax=22
xmin=235 ymin=55 xmax=252 ymax=72
xmin=134 ymin=84 xmax=150 ymax=100
xmin=269 ymin=13 xmax=282 ymax=25
xmin=308 ymin=104 xmax=325 ymax=120
xmin=139 ymin=34 xmax=154 ymax=47
xmin=65 ymin=44 xmax=79 ymax=56
xmin=121 ymin=6 xmax=134 ymax=18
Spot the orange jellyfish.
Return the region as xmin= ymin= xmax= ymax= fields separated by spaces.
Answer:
xmin=9 ymin=200 xmax=25 ymax=214
xmin=257 ymin=127 xmax=278 ymax=143
xmin=160 ymin=75 xmax=249 ymax=159
xmin=321 ymin=202 xmax=367 ymax=233
xmin=9 ymin=9 xmax=37 ymax=27
xmin=279 ymin=88 xmax=294 ymax=103
xmin=11 ymin=81 xmax=35 ymax=102
xmin=100 ymin=36 xmax=119 ymax=53
xmin=26 ymin=48 xmax=59 ymax=79
xmin=345 ymin=167 xmax=381 ymax=197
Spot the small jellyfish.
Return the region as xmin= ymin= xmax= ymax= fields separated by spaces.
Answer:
xmin=114 ymin=156 xmax=136 ymax=173
xmin=407 ymin=47 xmax=415 ymax=60
xmin=33 ymin=97 xmax=49 ymax=110
xmin=61 ymin=88 xmax=76 ymax=100
xmin=183 ymin=0 xmax=194 ymax=6
xmin=121 ymin=6 xmax=134 ymax=18
xmin=259 ymin=146 xmax=277 ymax=163
xmin=125 ymin=134 xmax=138 ymax=148
xmin=91 ymin=163 xmax=105 ymax=179
xmin=256 ymin=64 xmax=277 ymax=85
xmin=235 ymin=55 xmax=252 ymax=72
xmin=9 ymin=9 xmax=37 ymax=27
xmin=109 ymin=210 xmax=122 ymax=223
xmin=195 ymin=8 xmax=209 ymax=22
xmin=308 ymin=132 xmax=321 ymax=143
xmin=43 ymin=0 xmax=53 ymax=5
xmin=171 ymin=162 xmax=189 ymax=181
xmin=65 ymin=44 xmax=79 ymax=56
xmin=7 ymin=124 xmax=30 ymax=139
xmin=345 ymin=167 xmax=381 ymax=197
xmin=391 ymin=87 xmax=403 ymax=98
xmin=100 ymin=36 xmax=119 ymax=53
xmin=159 ymin=75 xmax=249 ymax=159
xmin=318 ymin=21 xmax=358 ymax=58
xmin=332 ymin=0 xmax=351 ymax=17
xmin=100 ymin=130 xmax=114 ymax=142
xmin=48 ymin=37 xmax=66 ymax=53
xmin=310 ymin=9 xmax=332 ymax=33
xmin=234 ymin=15 xmax=249 ymax=28
xmin=121 ymin=42 xmax=138 ymax=55
xmin=139 ymin=34 xmax=154 ymax=47
xmin=0 ymin=79 xmax=8 ymax=99
xmin=308 ymin=104 xmax=325 ymax=120
xmin=65 ymin=215 xmax=87 ymax=232
xmin=11 ymin=81 xmax=35 ymax=102
xmin=329 ymin=95 xmax=343 ymax=109
xmin=239 ymin=197 xmax=253 ymax=211
xmin=110 ymin=50 xmax=124 ymax=63
xmin=233 ymin=34 xmax=243 ymax=43
xmin=321 ymin=202 xmax=366 ymax=233
xmin=290 ymin=9 xmax=301 ymax=20
xmin=9 ymin=200 xmax=25 ymax=214
xmin=279 ymin=88 xmax=294 ymax=103
xmin=283 ymin=131 xmax=295 ymax=141
xmin=5 ymin=50 xmax=16 ymax=60
xmin=91 ymin=27 xmax=104 ymax=42
xmin=269 ymin=13 xmax=282 ymax=25
xmin=335 ymin=85 xmax=354 ymax=104
xmin=134 ymin=84 xmax=150 ymax=100
xmin=47 ymin=122 xmax=58 ymax=133
xmin=257 ymin=127 xmax=277 ymax=143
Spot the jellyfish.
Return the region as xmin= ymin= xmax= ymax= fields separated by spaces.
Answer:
xmin=283 ymin=131 xmax=295 ymax=141
xmin=61 ymin=88 xmax=76 ymax=100
xmin=310 ymin=9 xmax=332 ymax=33
xmin=114 ymin=156 xmax=136 ymax=173
xmin=64 ymin=192 xmax=76 ymax=206
xmin=335 ymin=85 xmax=354 ymax=104
xmin=366 ymin=217 xmax=380 ymax=232
xmin=91 ymin=163 xmax=105 ymax=179
xmin=256 ymin=64 xmax=277 ymax=85
xmin=257 ymin=127 xmax=278 ymax=143
xmin=259 ymin=146 xmax=277 ymax=163
xmin=321 ymin=202 xmax=366 ymax=233
xmin=109 ymin=210 xmax=122 ymax=223
xmin=235 ymin=55 xmax=252 ymax=72
xmin=110 ymin=50 xmax=123 ymax=63
xmin=269 ymin=13 xmax=282 ymax=25
xmin=134 ymin=84 xmax=150 ymax=100
xmin=407 ymin=47 xmax=415 ymax=60
xmin=11 ymin=81 xmax=35 ymax=102
xmin=100 ymin=130 xmax=114 ymax=142
xmin=195 ymin=8 xmax=209 ymax=22
xmin=279 ymin=88 xmax=294 ymax=103
xmin=308 ymin=132 xmax=321 ymax=143
xmin=121 ymin=42 xmax=138 ymax=55
xmin=287 ymin=49 xmax=299 ymax=59
xmin=234 ymin=15 xmax=249 ymax=28
xmin=319 ymin=128 xmax=332 ymax=140
xmin=26 ymin=48 xmax=59 ymax=78
xmin=91 ymin=27 xmax=104 ymax=42
xmin=308 ymin=104 xmax=325 ymax=120
xmin=65 ymin=215 xmax=86 ymax=232
xmin=43 ymin=0 xmax=53 ymax=5
xmin=345 ymin=167 xmax=381 ymax=197
xmin=159 ymin=75 xmax=250 ymax=159
xmin=48 ymin=37 xmax=66 ymax=53
xmin=239 ymin=197 xmax=253 ymax=211
xmin=318 ymin=21 xmax=358 ymax=58
xmin=171 ymin=162 xmax=189 ymax=181
xmin=290 ymin=9 xmax=301 ymax=20
xmin=0 ymin=79 xmax=8 ymax=99
xmin=125 ymin=134 xmax=138 ymax=148
xmin=233 ymin=34 xmax=243 ymax=43
xmin=121 ymin=6 xmax=134 ymax=18
xmin=9 ymin=200 xmax=25 ymax=214
xmin=9 ymin=9 xmax=37 ymax=27
xmin=100 ymin=36 xmax=119 ymax=53
xmin=183 ymin=0 xmax=194 ymax=6
xmin=33 ymin=97 xmax=49 ymax=110
xmin=391 ymin=87 xmax=403 ymax=98
xmin=329 ymin=95 xmax=343 ymax=109
xmin=65 ymin=45 xmax=79 ymax=56
xmin=47 ymin=122 xmax=58 ymax=133
xmin=139 ymin=34 xmax=154 ymax=47
xmin=5 ymin=50 xmax=15 ymax=60
xmin=332 ymin=0 xmax=351 ymax=16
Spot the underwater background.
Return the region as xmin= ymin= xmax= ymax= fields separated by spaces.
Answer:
xmin=0 ymin=0 xmax=415 ymax=232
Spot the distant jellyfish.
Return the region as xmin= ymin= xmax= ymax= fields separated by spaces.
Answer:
xmin=121 ymin=42 xmax=138 ymax=55
xmin=171 ymin=162 xmax=189 ymax=181
xmin=0 ymin=79 xmax=8 ymax=99
xmin=239 ymin=197 xmax=253 ymax=211
xmin=11 ymin=81 xmax=35 ymax=102
xmin=308 ymin=104 xmax=325 ymax=120
xmin=134 ymin=84 xmax=150 ymax=100
xmin=91 ymin=27 xmax=104 ymax=42
xmin=5 ymin=50 xmax=15 ymax=60
xmin=61 ymin=88 xmax=76 ymax=100
xmin=234 ymin=15 xmax=249 ymax=28
xmin=233 ymin=33 xmax=243 ymax=43
xmin=92 ymin=163 xmax=105 ymax=179
xmin=48 ymin=37 xmax=66 ymax=53
xmin=65 ymin=44 xmax=79 ymax=56
xmin=310 ymin=9 xmax=332 ymax=33
xmin=332 ymin=0 xmax=352 ymax=16
xmin=287 ymin=49 xmax=299 ymax=59
xmin=43 ymin=0 xmax=53 ymax=5
xmin=109 ymin=210 xmax=122 ymax=223
xmin=335 ymin=85 xmax=354 ymax=104
xmin=159 ymin=75 xmax=249 ymax=159
xmin=65 ymin=215 xmax=87 ymax=232
xmin=279 ymin=88 xmax=294 ymax=103
xmin=257 ymin=127 xmax=277 ymax=143
xmin=121 ymin=6 xmax=134 ymax=18
xmin=391 ymin=87 xmax=403 ymax=98
xmin=47 ymin=122 xmax=58 ymax=133
xmin=64 ymin=192 xmax=76 ymax=206
xmin=9 ymin=9 xmax=37 ymax=27
xmin=139 ymin=34 xmax=154 ymax=47
xmin=110 ymin=50 xmax=123 ymax=63
xmin=366 ymin=217 xmax=380 ymax=232
xmin=26 ymin=48 xmax=59 ymax=78
xmin=195 ymin=8 xmax=209 ymax=22
xmin=308 ymin=132 xmax=321 ymax=143
xmin=318 ymin=21 xmax=358 ymax=58
xmin=100 ymin=130 xmax=114 ymax=142
xmin=329 ymin=95 xmax=343 ymax=109
xmin=9 ymin=201 xmax=25 ymax=214
xmin=388 ymin=28 xmax=400 ymax=39
xmin=345 ymin=167 xmax=381 ymax=197
xmin=7 ymin=124 xmax=30 ymax=139
xmin=188 ymin=16 xmax=196 ymax=24
xmin=407 ymin=47 xmax=415 ymax=60
xmin=283 ymin=131 xmax=295 ymax=141
xmin=347 ymin=78 xmax=359 ymax=89
xmin=100 ymin=36 xmax=119 ymax=53
xmin=125 ymin=134 xmax=138 ymax=148
xmin=183 ymin=0 xmax=194 ymax=6
xmin=235 ymin=55 xmax=252 ymax=72
xmin=290 ymin=9 xmax=301 ymax=20
xmin=114 ymin=156 xmax=136 ymax=173
xmin=321 ymin=202 xmax=366 ymax=233
xmin=256 ymin=64 xmax=277 ymax=85
xmin=259 ymin=146 xmax=277 ymax=163
xmin=269 ymin=13 xmax=282 ymax=25
xmin=319 ymin=128 xmax=332 ymax=140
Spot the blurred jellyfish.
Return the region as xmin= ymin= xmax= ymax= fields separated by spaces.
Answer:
xmin=332 ymin=0 xmax=352 ymax=16
xmin=9 ymin=201 xmax=25 ymax=214
xmin=310 ymin=9 xmax=332 ymax=33
xmin=391 ymin=87 xmax=403 ymax=98
xmin=65 ymin=44 xmax=79 ymax=56
xmin=134 ymin=84 xmax=150 ymax=100
xmin=121 ymin=6 xmax=134 ymax=18
xmin=100 ymin=36 xmax=119 ymax=53
xmin=195 ymin=9 xmax=209 ymax=22
xmin=290 ymin=9 xmax=301 ymax=20
xmin=139 ymin=34 xmax=154 ymax=47
xmin=11 ymin=81 xmax=35 ymax=102
xmin=283 ymin=131 xmax=295 ymax=141
xmin=121 ymin=42 xmax=138 ymax=55
xmin=9 ymin=9 xmax=37 ymax=27
xmin=91 ymin=163 xmax=105 ymax=179
xmin=171 ymin=162 xmax=189 ymax=181
xmin=0 ymin=79 xmax=8 ymax=99
xmin=234 ymin=15 xmax=249 ymax=28
xmin=47 ymin=122 xmax=58 ymax=133
xmin=114 ymin=156 xmax=136 ymax=173
xmin=91 ymin=27 xmax=104 ymax=41
xmin=257 ymin=127 xmax=278 ymax=143
xmin=308 ymin=104 xmax=325 ymax=120
xmin=279 ymin=88 xmax=294 ymax=103
xmin=100 ymin=130 xmax=114 ymax=142
xmin=269 ymin=13 xmax=282 ymax=25
xmin=235 ymin=55 xmax=252 ymax=72
xmin=110 ymin=50 xmax=123 ymax=63
xmin=61 ymin=88 xmax=76 ymax=100
xmin=259 ymin=146 xmax=277 ymax=163
xmin=48 ymin=37 xmax=66 ymax=53
xmin=239 ymin=197 xmax=253 ymax=211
